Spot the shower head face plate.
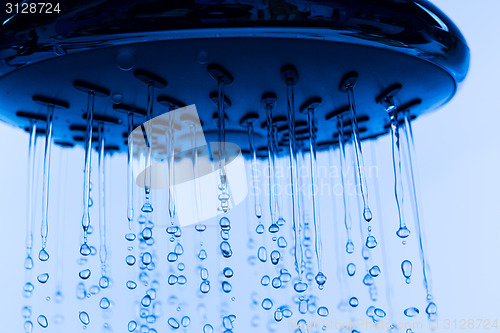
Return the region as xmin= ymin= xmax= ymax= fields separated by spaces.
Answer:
xmin=0 ymin=36 xmax=455 ymax=153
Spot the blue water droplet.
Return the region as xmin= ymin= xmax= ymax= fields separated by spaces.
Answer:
xmin=198 ymin=249 xmax=207 ymax=260
xmin=369 ymin=265 xmax=381 ymax=277
xmin=38 ymin=249 xmax=49 ymax=261
xmin=363 ymin=274 xmax=374 ymax=286
xmin=24 ymin=256 xmax=34 ymax=269
xmin=294 ymin=282 xmax=308 ymax=293
xmin=404 ymin=307 xmax=419 ymax=317
xmin=317 ymin=306 xmax=329 ymax=317
xmin=396 ymin=226 xmax=411 ymax=238
xmin=127 ymin=320 xmax=137 ymax=332
xmin=347 ymin=263 xmax=356 ymax=276
xmin=269 ymin=223 xmax=279 ymax=233
xmin=142 ymin=227 xmax=153 ymax=240
xmin=99 ymin=276 xmax=109 ymax=288
xmin=181 ymin=316 xmax=190 ymax=327
xmin=222 ymin=281 xmax=232 ymax=293
xmin=142 ymin=252 xmax=152 ymax=265
xmin=257 ymin=247 xmax=267 ymax=262
xmin=203 ymin=324 xmax=214 ymax=333
xmin=37 ymin=273 xmax=49 ymax=284
xmin=126 ymin=255 xmax=136 ymax=266
xmin=223 ymin=267 xmax=233 ymax=278
xmin=220 ymin=241 xmax=232 ymax=258
xmin=168 ymin=317 xmax=180 ymax=329
xmin=168 ymin=274 xmax=178 ymax=285
xmin=277 ymin=237 xmax=287 ymax=248
xmin=256 ymin=224 xmax=264 ymax=234
xmin=125 ymin=233 xmax=136 ymax=241
xmin=200 ymin=280 xmax=210 ymax=293
xmin=141 ymin=295 xmax=152 ymax=307
xmin=80 ymin=243 xmax=91 ymax=256
xmin=271 ymin=277 xmax=282 ymax=288
xmin=200 ymin=268 xmax=209 ymax=280
xmin=349 ymin=297 xmax=359 ymax=307
xmin=79 ymin=269 xmax=91 ymax=280
xmin=261 ymin=275 xmax=270 ymax=286
xmin=346 ymin=241 xmax=354 ymax=254
xmin=167 ymin=252 xmax=179 ymax=262
xmin=99 ymin=297 xmax=110 ymax=309
xmin=426 ymin=302 xmax=437 ymax=315
xmin=79 ymin=311 xmax=90 ymax=325
xmin=315 ymin=272 xmax=327 ymax=289
xmin=262 ymin=298 xmax=273 ymax=310
xmin=274 ymin=309 xmax=283 ymax=322
xmin=24 ymin=320 xmax=33 ymax=333
xmin=126 ymin=280 xmax=137 ymax=289
xmin=37 ymin=315 xmax=48 ymax=328
xmin=374 ymin=308 xmax=386 ymax=318
xmin=366 ymin=236 xmax=377 ymax=249
xmin=195 ymin=224 xmax=206 ymax=232
xmin=219 ymin=217 xmax=231 ymax=231
xmin=401 ymin=260 xmax=412 ymax=280
xmin=270 ymin=250 xmax=280 ymax=265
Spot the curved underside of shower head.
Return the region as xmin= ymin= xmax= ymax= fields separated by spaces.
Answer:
xmin=0 ymin=0 xmax=469 ymax=154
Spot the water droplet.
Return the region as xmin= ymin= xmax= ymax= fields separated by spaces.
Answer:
xmin=177 ymin=275 xmax=187 ymax=285
xmin=317 ymin=306 xmax=329 ymax=317
xmin=168 ymin=318 xmax=180 ymax=329
xmin=80 ymin=243 xmax=91 ymax=256
xmin=315 ymin=272 xmax=327 ymax=289
xmin=426 ymin=302 xmax=437 ymax=315
xmin=261 ymin=275 xmax=270 ymax=286
xmin=257 ymin=247 xmax=267 ymax=262
xmin=89 ymin=285 xmax=100 ymax=294
xmin=262 ymin=298 xmax=273 ymax=310
xmin=294 ymin=282 xmax=308 ymax=293
xmin=200 ymin=280 xmax=210 ymax=293
xmin=220 ymin=241 xmax=232 ymax=258
xmin=195 ymin=224 xmax=206 ymax=232
xmin=79 ymin=269 xmax=91 ymax=280
xmin=142 ymin=252 xmax=152 ymax=265
xmin=271 ymin=277 xmax=282 ymax=288
xmin=128 ymin=320 xmax=137 ymax=332
xmin=396 ymin=226 xmax=411 ymax=238
xmin=22 ymin=306 xmax=32 ymax=318
xmin=349 ymin=297 xmax=359 ymax=307
xmin=141 ymin=295 xmax=152 ymax=307
xmin=198 ymin=249 xmax=207 ymax=260
xmin=346 ymin=241 xmax=354 ymax=254
xmin=37 ymin=315 xmax=48 ymax=328
xmin=79 ymin=311 xmax=90 ymax=325
xmin=24 ymin=320 xmax=33 ymax=333
xmin=38 ymin=249 xmax=49 ymax=261
xmin=203 ymin=324 xmax=214 ymax=333
xmin=401 ymin=260 xmax=412 ymax=280
xmin=37 ymin=273 xmax=49 ymax=284
xmin=142 ymin=228 xmax=153 ymax=240
xmin=126 ymin=280 xmax=137 ymax=289
xmin=99 ymin=276 xmax=109 ymax=289
xmin=168 ymin=274 xmax=178 ymax=285
xmin=363 ymin=274 xmax=374 ymax=286
xmin=126 ymin=255 xmax=136 ymax=266
xmin=277 ymin=237 xmax=287 ymax=248
xmin=174 ymin=243 xmax=184 ymax=255
xmin=347 ymin=263 xmax=356 ymax=276
xmin=282 ymin=308 xmax=293 ymax=318
xmin=374 ymin=308 xmax=386 ymax=318
xmin=125 ymin=233 xmax=136 ymax=241
xmin=270 ymin=250 xmax=280 ymax=265
xmin=200 ymin=268 xmax=209 ymax=280
xmin=181 ymin=316 xmax=190 ymax=327
xmin=369 ymin=265 xmax=381 ymax=277
xmin=23 ymin=282 xmax=34 ymax=297
xmin=219 ymin=217 xmax=231 ymax=231
xmin=366 ymin=235 xmax=377 ymax=249
xmin=256 ymin=224 xmax=264 ymax=234
xmin=167 ymin=252 xmax=179 ymax=262
xmin=223 ymin=267 xmax=233 ymax=278
xmin=404 ymin=307 xmax=419 ymax=317
xmin=269 ymin=223 xmax=279 ymax=233
xmin=96 ymin=297 xmax=110 ymax=310
xmin=222 ymin=281 xmax=232 ymax=293
xmin=24 ymin=256 xmax=33 ymax=269
xmin=274 ymin=309 xmax=283 ymax=322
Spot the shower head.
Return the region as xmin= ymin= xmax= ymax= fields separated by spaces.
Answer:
xmin=0 ymin=0 xmax=469 ymax=153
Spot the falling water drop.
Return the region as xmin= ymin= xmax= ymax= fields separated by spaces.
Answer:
xmin=347 ymin=263 xmax=356 ymax=276
xmin=349 ymin=297 xmax=359 ymax=307
xmin=203 ymin=324 xmax=214 ymax=333
xmin=222 ymin=281 xmax=232 ymax=293
xmin=126 ymin=281 xmax=137 ymax=290
xmin=37 ymin=315 xmax=48 ymax=328
xmin=99 ymin=276 xmax=109 ymax=289
xmin=23 ymin=282 xmax=34 ymax=297
xmin=401 ymin=260 xmax=413 ymax=283
xmin=198 ymin=249 xmax=207 ymax=260
xmin=99 ymin=297 xmax=110 ymax=309
xmin=79 ymin=311 xmax=90 ymax=325
xmin=24 ymin=320 xmax=33 ymax=333
xmin=223 ymin=267 xmax=233 ymax=278
xmin=128 ymin=320 xmax=137 ymax=332
xmin=256 ymin=224 xmax=264 ymax=234
xmin=366 ymin=235 xmax=377 ymax=249
xmin=80 ymin=243 xmax=91 ymax=256
xmin=257 ymin=247 xmax=267 ymax=262
xmin=200 ymin=280 xmax=210 ymax=293
xmin=369 ymin=265 xmax=381 ymax=277
xmin=277 ymin=237 xmax=287 ymax=248
xmin=261 ymin=275 xmax=270 ymax=286
xmin=315 ymin=272 xmax=327 ymax=290
xmin=294 ymin=281 xmax=308 ymax=293
xmin=141 ymin=82 xmax=155 ymax=214
xmin=79 ymin=269 xmax=91 ymax=280
xmin=374 ymin=308 xmax=386 ymax=318
xmin=37 ymin=273 xmax=49 ymax=284
xmin=168 ymin=318 xmax=180 ymax=329
xmin=220 ymin=241 xmax=232 ymax=258
xmin=262 ymin=298 xmax=273 ymax=310
xmin=181 ymin=316 xmax=190 ymax=327
xmin=270 ymin=250 xmax=280 ymax=265
xmin=404 ymin=307 xmax=419 ymax=317
xmin=38 ymin=248 xmax=49 ymax=262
